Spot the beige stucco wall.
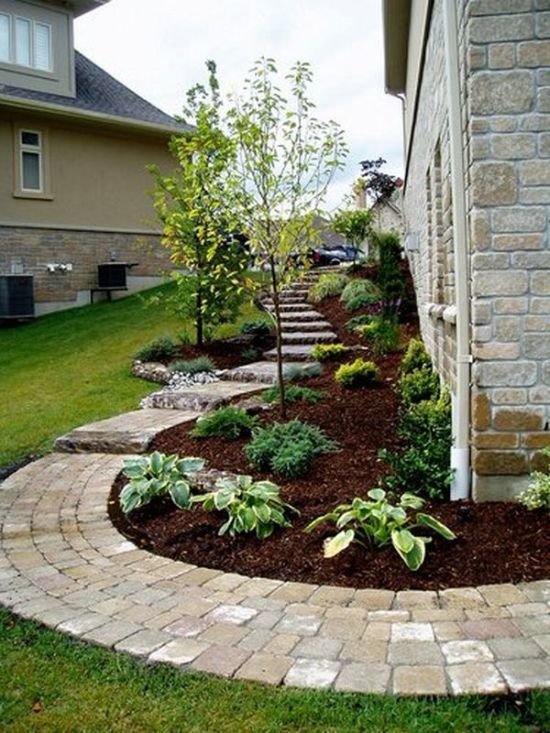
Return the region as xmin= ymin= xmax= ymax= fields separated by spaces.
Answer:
xmin=0 ymin=110 xmax=176 ymax=230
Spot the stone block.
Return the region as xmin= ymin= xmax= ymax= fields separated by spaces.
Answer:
xmin=536 ymin=11 xmax=550 ymax=37
xmin=470 ymin=14 xmax=533 ymax=43
xmin=392 ymin=665 xmax=448 ymax=695
xmin=470 ymin=71 xmax=535 ymax=115
xmin=494 ymin=316 xmax=521 ymax=341
xmin=473 ymin=450 xmax=528 ymax=475
xmin=521 ymin=159 xmax=550 ymax=185
xmin=388 ymin=641 xmax=443 ymax=666
xmin=339 ymin=639 xmax=388 ymax=663
xmin=492 ymin=207 xmax=546 ymax=232
xmin=493 ymin=408 xmax=543 ymax=431
xmin=473 ymin=270 xmax=528 ymax=297
xmin=352 ymin=588 xmax=394 ymax=610
xmin=470 ymin=209 xmax=489 ymax=250
xmin=474 ymin=432 xmax=519 ymax=449
xmin=191 ymin=644 xmax=250 ymax=677
xmin=473 ymin=393 xmax=491 ymax=431
xmin=493 ymin=297 xmax=529 ymax=315
xmin=284 ymin=658 xmax=341 ymax=689
xmin=263 ymin=634 xmax=299 ymax=656
xmin=523 ymin=432 xmax=550 ymax=448
xmin=470 ymin=0 xmax=533 ymax=15
xmin=498 ymin=659 xmax=550 ymax=692
xmin=461 ymin=617 xmax=523 ymax=639
xmin=489 ymin=637 xmax=545 ymax=660
xmin=531 ymin=272 xmax=550 ymax=295
xmin=488 ymin=43 xmax=516 ymax=69
xmin=493 ymin=234 xmax=544 ymax=250
xmin=114 ymin=629 xmax=172 ymax=656
xmin=292 ymin=636 xmax=343 ymax=660
xmin=439 ymin=587 xmax=486 ymax=609
xmin=149 ymin=638 xmax=209 ymax=666
xmin=334 ymin=662 xmax=390 ymax=694
xmin=442 ymin=640 xmax=493 ymax=664
xmin=391 ymin=623 xmax=434 ymax=642
xmin=518 ymin=40 xmax=550 ymax=66
xmin=473 ymin=361 xmax=537 ymax=387
xmin=471 ymin=162 xmax=517 ymax=205
xmin=472 ymin=252 xmax=510 ymax=270
xmin=493 ymin=132 xmax=536 ymax=158
xmin=492 ymin=388 xmax=527 ymax=404
xmin=524 ymin=334 xmax=550 ymax=358
xmin=395 ymin=591 xmax=438 ymax=609
xmin=447 ymin=662 xmax=507 ymax=695
xmin=234 ymin=653 xmax=293 ymax=685
xmin=473 ymin=342 xmax=520 ymax=360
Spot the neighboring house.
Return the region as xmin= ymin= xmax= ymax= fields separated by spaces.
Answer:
xmin=383 ymin=0 xmax=550 ymax=501
xmin=370 ymin=191 xmax=404 ymax=237
xmin=0 ymin=0 xmax=190 ymax=316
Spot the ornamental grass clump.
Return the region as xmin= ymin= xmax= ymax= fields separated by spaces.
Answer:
xmin=518 ymin=448 xmax=550 ymax=510
xmin=192 ymin=474 xmax=297 ymax=538
xmin=340 ymin=278 xmax=381 ymax=311
xmin=134 ymin=336 xmax=179 ymax=362
xmin=191 ymin=406 xmax=257 ymax=440
xmin=120 ymin=451 xmax=205 ymax=514
xmin=357 ymin=316 xmax=401 ymax=355
xmin=308 ymin=273 xmax=349 ymax=303
xmin=246 ymin=419 xmax=338 ymax=478
xmin=168 ymin=356 xmax=215 ymax=374
xmin=262 ymin=385 xmax=326 ymax=404
xmin=305 ymin=488 xmax=456 ymax=571
xmin=311 ymin=343 xmax=349 ymax=362
xmin=335 ymin=358 xmax=378 ymax=388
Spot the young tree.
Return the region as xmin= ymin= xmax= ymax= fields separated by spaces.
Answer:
xmin=148 ymin=61 xmax=250 ymax=347
xmin=228 ymin=58 xmax=348 ymax=416
xmin=331 ymin=208 xmax=373 ymax=260
xmin=359 ymin=157 xmax=401 ymax=205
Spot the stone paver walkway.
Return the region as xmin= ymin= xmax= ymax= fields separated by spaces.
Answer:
xmin=1 ymin=452 xmax=549 ymax=695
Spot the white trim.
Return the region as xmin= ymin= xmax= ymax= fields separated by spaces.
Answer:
xmin=19 ymin=128 xmax=43 ymax=192
xmin=0 ymin=221 xmax=162 ymax=235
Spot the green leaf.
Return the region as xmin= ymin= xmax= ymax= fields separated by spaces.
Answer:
xmin=179 ymin=457 xmax=206 ymax=474
xmin=323 ymin=529 xmax=354 ymax=558
xmin=391 ymin=528 xmax=415 ymax=554
xmin=168 ymin=481 xmax=191 ymax=509
xmin=304 ymin=513 xmax=337 ymax=533
xmin=253 ymin=503 xmax=271 ymax=523
xmin=416 ymin=513 xmax=457 ymax=540
xmin=214 ymin=489 xmax=234 ymax=510
xmin=149 ymin=451 xmax=164 ymax=475
xmin=400 ymin=492 xmax=425 ymax=509
xmin=367 ymin=488 xmax=386 ymax=501
xmin=392 ymin=534 xmax=427 ymax=571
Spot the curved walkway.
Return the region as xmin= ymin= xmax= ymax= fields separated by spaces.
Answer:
xmin=1 ymin=452 xmax=549 ymax=696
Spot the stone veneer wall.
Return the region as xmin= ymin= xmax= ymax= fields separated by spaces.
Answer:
xmin=464 ymin=0 xmax=550 ymax=499
xmin=403 ymin=0 xmax=550 ymax=500
xmin=0 ymin=227 xmax=174 ymax=315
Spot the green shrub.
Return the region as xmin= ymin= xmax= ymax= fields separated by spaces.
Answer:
xmin=340 ymin=278 xmax=381 ymax=311
xmin=305 ymin=488 xmax=456 ymax=571
xmin=246 ymin=419 xmax=338 ymax=478
xmin=262 ymin=385 xmax=326 ymax=404
xmin=191 ymin=406 xmax=257 ymax=440
xmin=335 ymin=359 xmax=378 ymax=388
xmin=397 ymin=367 xmax=440 ymax=407
xmin=308 ymin=273 xmax=349 ymax=303
xmin=242 ymin=346 xmax=261 ymax=362
xmin=372 ymin=231 xmax=407 ymax=315
xmin=240 ymin=318 xmax=272 ymax=337
xmin=311 ymin=343 xmax=349 ymax=362
xmin=357 ymin=316 xmax=400 ymax=355
xmin=285 ymin=363 xmax=322 ymax=381
xmin=134 ymin=336 xmax=179 ymax=362
xmin=518 ymin=447 xmax=550 ymax=510
xmin=401 ymin=338 xmax=432 ymax=374
xmin=345 ymin=314 xmax=375 ymax=331
xmin=380 ymin=391 xmax=453 ymax=500
xmin=168 ymin=356 xmax=215 ymax=374
xmin=192 ymin=474 xmax=297 ymax=538
xmin=120 ymin=452 xmax=205 ymax=513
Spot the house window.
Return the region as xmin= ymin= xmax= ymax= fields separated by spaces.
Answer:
xmin=0 ymin=12 xmax=52 ymax=71
xmin=20 ymin=129 xmax=43 ymax=192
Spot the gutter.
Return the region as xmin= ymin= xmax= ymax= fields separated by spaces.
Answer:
xmin=0 ymin=94 xmax=190 ymax=138
xmin=442 ymin=0 xmax=471 ymax=500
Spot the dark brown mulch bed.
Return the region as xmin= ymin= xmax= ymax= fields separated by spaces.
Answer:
xmin=109 ymin=347 xmax=550 ymax=591
xmin=167 ymin=333 xmax=274 ymax=371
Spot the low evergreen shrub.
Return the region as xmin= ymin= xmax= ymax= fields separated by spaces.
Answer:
xmin=400 ymin=338 xmax=432 ymax=374
xmin=335 ymin=359 xmax=378 ymax=388
xmin=340 ymin=278 xmax=381 ymax=311
xmin=168 ymin=356 xmax=215 ymax=374
xmin=191 ymin=406 xmax=257 ymax=440
xmin=397 ymin=367 xmax=440 ymax=407
xmin=357 ymin=316 xmax=400 ymax=355
xmin=134 ymin=336 xmax=179 ymax=362
xmin=240 ymin=319 xmax=272 ymax=337
xmin=311 ymin=343 xmax=349 ymax=362
xmin=262 ymin=385 xmax=326 ymax=404
xmin=246 ymin=419 xmax=338 ymax=478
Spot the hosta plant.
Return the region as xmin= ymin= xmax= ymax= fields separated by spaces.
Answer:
xmin=192 ymin=474 xmax=297 ymax=538
xmin=120 ymin=451 xmax=205 ymax=514
xmin=305 ymin=488 xmax=456 ymax=571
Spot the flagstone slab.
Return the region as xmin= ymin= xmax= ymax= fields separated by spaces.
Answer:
xmin=220 ymin=360 xmax=321 ymax=385
xmin=144 ymin=380 xmax=266 ymax=411
xmin=263 ymin=344 xmax=315 ymax=361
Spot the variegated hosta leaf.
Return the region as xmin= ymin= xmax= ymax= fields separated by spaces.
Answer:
xmin=391 ymin=528 xmax=415 ymax=554
xmin=416 ymin=513 xmax=457 ymax=540
xmin=400 ymin=492 xmax=425 ymax=510
xmin=392 ymin=534 xmax=427 ymax=571
xmin=367 ymin=488 xmax=385 ymax=501
xmin=178 ymin=457 xmax=205 ymax=474
xmin=323 ymin=529 xmax=355 ymax=558
xmin=168 ymin=481 xmax=191 ymax=509
xmin=149 ymin=451 xmax=164 ymax=475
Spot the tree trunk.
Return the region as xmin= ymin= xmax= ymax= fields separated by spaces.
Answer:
xmin=269 ymin=256 xmax=286 ymax=419
xmin=196 ymin=286 xmax=204 ymax=348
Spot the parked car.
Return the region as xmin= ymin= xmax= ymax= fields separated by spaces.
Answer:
xmin=310 ymin=245 xmax=363 ymax=266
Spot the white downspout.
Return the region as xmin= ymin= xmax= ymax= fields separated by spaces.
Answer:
xmin=443 ymin=0 xmax=471 ymax=500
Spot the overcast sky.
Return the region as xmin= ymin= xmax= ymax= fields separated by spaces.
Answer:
xmin=75 ymin=0 xmax=404 ymax=210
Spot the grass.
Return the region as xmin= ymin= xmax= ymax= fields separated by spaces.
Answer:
xmin=0 ymin=612 xmax=548 ymax=733
xmin=0 ymin=283 xmax=262 ymax=467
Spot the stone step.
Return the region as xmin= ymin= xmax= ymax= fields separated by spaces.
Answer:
xmin=280 ymin=320 xmax=333 ymax=331
xmin=278 ymin=295 xmax=307 ymax=304
xmin=281 ymin=331 xmax=337 ymax=345
xmin=280 ymin=310 xmax=325 ymax=321
xmin=220 ymin=360 xmax=321 ymax=384
xmin=263 ymin=344 xmax=315 ymax=361
xmin=55 ymin=409 xmax=201 ymax=454
xmin=264 ymin=302 xmax=311 ymax=312
xmin=144 ymin=380 xmax=267 ymax=411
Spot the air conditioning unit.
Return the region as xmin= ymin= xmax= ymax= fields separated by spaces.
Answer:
xmin=0 ymin=275 xmax=35 ymax=319
xmin=97 ymin=263 xmax=128 ymax=289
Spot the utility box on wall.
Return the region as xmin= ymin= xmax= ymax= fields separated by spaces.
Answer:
xmin=97 ymin=263 xmax=128 ymax=290
xmin=0 ymin=275 xmax=35 ymax=319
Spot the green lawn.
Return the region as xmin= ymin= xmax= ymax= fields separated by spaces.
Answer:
xmin=0 ymin=611 xmax=548 ymax=733
xmin=0 ymin=284 xmax=262 ymax=467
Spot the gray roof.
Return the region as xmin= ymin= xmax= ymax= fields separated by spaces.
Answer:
xmin=1 ymin=51 xmax=190 ymax=134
